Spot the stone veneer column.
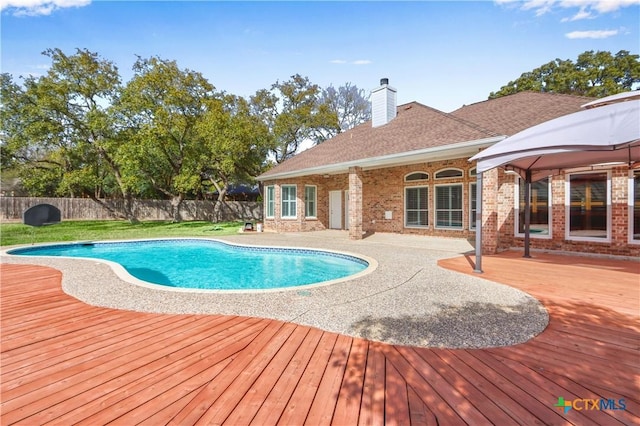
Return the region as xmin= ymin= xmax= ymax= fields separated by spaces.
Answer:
xmin=348 ymin=166 xmax=363 ymax=240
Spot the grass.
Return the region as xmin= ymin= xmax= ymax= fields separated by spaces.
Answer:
xmin=0 ymin=220 xmax=246 ymax=247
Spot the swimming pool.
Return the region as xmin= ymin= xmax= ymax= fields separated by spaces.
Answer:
xmin=7 ymin=239 xmax=370 ymax=291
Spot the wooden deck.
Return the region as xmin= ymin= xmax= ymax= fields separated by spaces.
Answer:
xmin=1 ymin=252 xmax=638 ymax=425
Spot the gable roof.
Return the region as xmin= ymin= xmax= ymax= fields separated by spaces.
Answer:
xmin=258 ymin=92 xmax=594 ymax=180
xmin=450 ymin=91 xmax=593 ymax=136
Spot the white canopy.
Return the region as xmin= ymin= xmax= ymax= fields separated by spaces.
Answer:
xmin=469 ymin=93 xmax=640 ymax=273
xmin=582 ymin=90 xmax=640 ymax=108
xmin=470 ymin=98 xmax=640 ymax=181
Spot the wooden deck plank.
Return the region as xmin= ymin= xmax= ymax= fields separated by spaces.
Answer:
xmin=94 ymin=320 xmax=263 ymax=425
xmin=441 ymin=349 xmax=547 ymax=426
xmin=248 ymin=327 xmax=324 ymax=425
xmin=222 ymin=326 xmax=311 ymax=425
xmin=357 ymin=342 xmax=385 ymax=426
xmin=407 ymin=385 xmax=438 ymax=425
xmin=469 ymin=349 xmax=602 ymax=426
xmin=84 ymin=323 xmax=264 ymax=425
xmin=193 ymin=322 xmax=300 ymax=425
xmin=395 ymin=346 xmax=492 ymax=425
xmin=1 ymin=316 xmax=214 ymax=423
xmin=384 ymin=359 xmax=411 ymax=426
xmin=1 ymin=315 xmax=178 ymax=383
xmin=331 ymin=338 xmax=369 ymax=425
xmin=414 ymin=348 xmax=517 ymax=424
xmin=1 ymin=251 xmax=638 ymax=426
xmin=166 ymin=320 xmax=286 ymax=425
xmin=23 ymin=317 xmax=260 ymax=425
xmin=460 ymin=349 xmax=575 ymax=426
xmin=380 ymin=345 xmax=467 ymax=425
xmin=0 ymin=317 xmax=170 ymax=387
xmin=303 ymin=334 xmax=352 ymax=426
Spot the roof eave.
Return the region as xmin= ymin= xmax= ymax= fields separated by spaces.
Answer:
xmin=257 ymin=136 xmax=506 ymax=181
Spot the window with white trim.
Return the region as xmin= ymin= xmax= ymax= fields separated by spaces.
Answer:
xmin=281 ymin=185 xmax=297 ymax=219
xmin=469 ymin=182 xmax=477 ymax=230
xmin=305 ymin=185 xmax=317 ymax=218
xmin=405 ymin=186 xmax=428 ymax=227
xmin=632 ymin=170 xmax=640 ymax=242
xmin=516 ymin=177 xmax=551 ymax=236
xmin=435 ymin=168 xmax=463 ymax=179
xmin=435 ymin=184 xmax=463 ymax=229
xmin=265 ymin=185 xmax=275 ymax=218
xmin=567 ymin=172 xmax=609 ymax=240
xmin=405 ymin=172 xmax=429 ymax=182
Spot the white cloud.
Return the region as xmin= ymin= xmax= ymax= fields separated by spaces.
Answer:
xmin=0 ymin=0 xmax=91 ymax=16
xmin=330 ymin=59 xmax=372 ymax=65
xmin=496 ymin=0 xmax=640 ymax=18
xmin=565 ymin=29 xmax=619 ymax=38
xmin=560 ymin=6 xmax=594 ymax=21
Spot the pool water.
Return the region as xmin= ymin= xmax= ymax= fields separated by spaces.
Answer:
xmin=9 ymin=239 xmax=369 ymax=290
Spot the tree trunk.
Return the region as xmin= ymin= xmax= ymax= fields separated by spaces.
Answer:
xmin=170 ymin=194 xmax=185 ymax=222
xmin=212 ymin=188 xmax=227 ymax=223
xmin=89 ymin=195 xmax=139 ymax=224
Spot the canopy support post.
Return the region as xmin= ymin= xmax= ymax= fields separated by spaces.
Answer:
xmin=523 ymin=169 xmax=532 ymax=258
xmin=474 ymin=172 xmax=483 ymax=273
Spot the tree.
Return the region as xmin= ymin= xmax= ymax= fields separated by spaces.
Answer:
xmin=489 ymin=50 xmax=640 ymax=99
xmin=1 ymin=73 xmax=27 ymax=170
xmin=116 ymin=56 xmax=217 ymax=221
xmin=196 ymin=95 xmax=272 ymax=220
xmin=320 ymin=82 xmax=371 ymax=135
xmin=250 ymin=74 xmax=339 ymax=163
xmin=0 ymin=49 xmax=137 ymax=219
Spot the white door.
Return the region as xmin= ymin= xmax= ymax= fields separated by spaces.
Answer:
xmin=344 ymin=190 xmax=350 ymax=230
xmin=329 ymin=191 xmax=342 ymax=229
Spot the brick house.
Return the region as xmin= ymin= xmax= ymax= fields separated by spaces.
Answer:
xmin=257 ymin=80 xmax=640 ymax=258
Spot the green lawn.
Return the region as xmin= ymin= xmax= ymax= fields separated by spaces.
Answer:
xmin=0 ymin=220 xmax=245 ymax=247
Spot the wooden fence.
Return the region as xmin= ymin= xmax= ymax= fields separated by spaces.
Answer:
xmin=0 ymin=197 xmax=262 ymax=222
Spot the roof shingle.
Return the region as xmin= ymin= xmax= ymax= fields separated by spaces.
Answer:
xmin=259 ymin=91 xmax=594 ymax=179
xmin=451 ymin=91 xmax=593 ymax=136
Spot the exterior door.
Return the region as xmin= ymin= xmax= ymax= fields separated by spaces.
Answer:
xmin=329 ymin=191 xmax=342 ymax=229
xmin=344 ymin=190 xmax=350 ymax=230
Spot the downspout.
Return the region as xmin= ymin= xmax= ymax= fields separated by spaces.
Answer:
xmin=474 ymin=171 xmax=483 ymax=273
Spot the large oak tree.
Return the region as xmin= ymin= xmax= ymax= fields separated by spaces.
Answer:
xmin=489 ymin=50 xmax=640 ymax=99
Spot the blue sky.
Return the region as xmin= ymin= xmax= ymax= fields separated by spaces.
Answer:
xmin=1 ymin=0 xmax=639 ymax=112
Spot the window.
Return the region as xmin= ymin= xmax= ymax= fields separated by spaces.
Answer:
xmin=405 ymin=172 xmax=429 ymax=182
xmin=632 ymin=170 xmax=640 ymax=242
xmin=305 ymin=185 xmax=317 ymax=218
xmin=469 ymin=167 xmax=477 ymax=177
xmin=435 ymin=168 xmax=463 ymax=179
xmin=281 ymin=185 xmax=297 ymax=218
xmin=469 ymin=182 xmax=477 ymax=230
xmin=567 ymin=172 xmax=609 ymax=240
xmin=516 ymin=177 xmax=551 ymax=236
xmin=405 ymin=186 xmax=428 ymax=227
xmin=265 ymin=185 xmax=275 ymax=218
xmin=435 ymin=184 xmax=463 ymax=229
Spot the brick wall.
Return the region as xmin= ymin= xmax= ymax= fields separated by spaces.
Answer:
xmin=496 ymin=167 xmax=639 ymax=258
xmin=262 ymin=162 xmax=639 ymax=258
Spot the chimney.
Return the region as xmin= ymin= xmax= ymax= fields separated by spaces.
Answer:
xmin=371 ymin=78 xmax=397 ymax=127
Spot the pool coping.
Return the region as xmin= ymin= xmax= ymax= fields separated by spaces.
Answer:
xmin=3 ymin=237 xmax=379 ymax=294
